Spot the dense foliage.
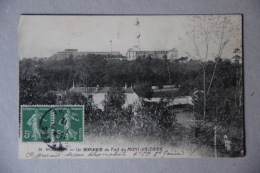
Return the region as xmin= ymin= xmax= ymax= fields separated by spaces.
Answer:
xmin=19 ymin=55 xmax=201 ymax=102
xmin=19 ymin=54 xmax=243 ymax=157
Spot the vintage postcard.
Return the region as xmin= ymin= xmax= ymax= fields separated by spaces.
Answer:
xmin=19 ymin=15 xmax=243 ymax=159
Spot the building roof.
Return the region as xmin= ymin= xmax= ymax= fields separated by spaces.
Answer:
xmin=153 ymin=87 xmax=179 ymax=93
xmin=65 ymin=49 xmax=78 ymax=52
xmin=127 ymin=48 xmax=134 ymax=52
xmin=70 ymin=85 xmax=179 ymax=98
xmin=69 ymin=86 xmax=135 ymax=94
xmin=124 ymin=87 xmax=135 ymax=93
xmin=168 ymin=96 xmax=193 ymax=106
xmin=153 ymin=88 xmax=179 ymax=98
xmin=127 ymin=47 xmax=178 ymax=53
xmin=132 ymin=88 xmax=145 ymax=98
xmin=57 ymin=51 xmax=121 ymax=54
xmin=169 ymin=48 xmax=178 ymax=52
xmin=132 ymin=87 xmax=179 ymax=99
xmin=49 ymin=53 xmax=57 ymax=59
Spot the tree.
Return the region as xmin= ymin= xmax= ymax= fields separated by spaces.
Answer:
xmin=19 ymin=74 xmax=56 ymax=105
xmin=184 ymin=15 xmax=241 ymax=121
xmin=232 ymin=47 xmax=243 ymax=113
xmin=134 ymin=82 xmax=154 ymax=99
xmin=105 ymin=84 xmax=126 ymax=110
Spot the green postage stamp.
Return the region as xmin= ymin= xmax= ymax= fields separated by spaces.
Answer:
xmin=21 ymin=105 xmax=84 ymax=142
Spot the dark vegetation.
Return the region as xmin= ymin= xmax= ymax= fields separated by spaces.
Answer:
xmin=19 ymin=53 xmax=243 ymax=157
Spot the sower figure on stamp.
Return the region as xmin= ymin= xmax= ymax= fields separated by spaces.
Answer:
xmin=59 ymin=108 xmax=79 ymax=140
xmin=27 ymin=109 xmax=47 ymax=140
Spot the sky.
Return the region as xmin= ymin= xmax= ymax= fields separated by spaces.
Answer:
xmin=19 ymin=15 xmax=242 ymax=60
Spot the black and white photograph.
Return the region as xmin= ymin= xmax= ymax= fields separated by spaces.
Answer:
xmin=19 ymin=15 xmax=243 ymax=158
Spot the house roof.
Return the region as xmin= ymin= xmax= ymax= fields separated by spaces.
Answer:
xmin=132 ymin=88 xmax=146 ymax=98
xmin=124 ymin=87 xmax=135 ymax=93
xmin=127 ymin=48 xmax=178 ymax=53
xmin=153 ymin=91 xmax=172 ymax=98
xmin=132 ymin=87 xmax=179 ymax=99
xmin=69 ymin=87 xmax=135 ymax=94
xmin=153 ymin=88 xmax=179 ymax=93
xmin=169 ymin=48 xmax=178 ymax=52
xmin=127 ymin=48 xmax=134 ymax=52
xmin=153 ymin=88 xmax=179 ymax=98
xmin=70 ymin=86 xmax=179 ymax=98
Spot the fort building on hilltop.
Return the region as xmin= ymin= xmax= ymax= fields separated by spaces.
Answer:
xmin=126 ymin=48 xmax=178 ymax=61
